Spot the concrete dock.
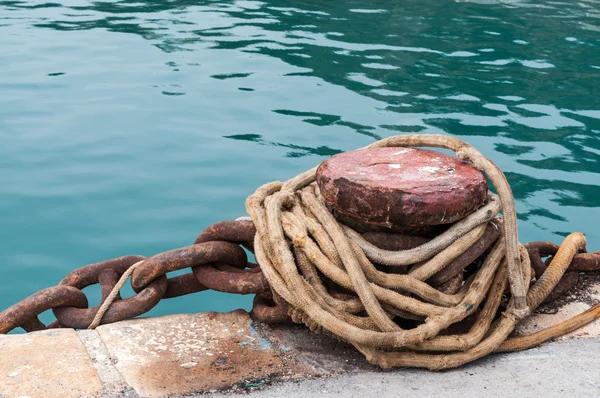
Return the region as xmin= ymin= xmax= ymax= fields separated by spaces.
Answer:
xmin=1 ymin=278 xmax=599 ymax=398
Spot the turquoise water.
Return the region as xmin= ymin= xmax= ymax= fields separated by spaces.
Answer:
xmin=1 ymin=0 xmax=599 ymax=325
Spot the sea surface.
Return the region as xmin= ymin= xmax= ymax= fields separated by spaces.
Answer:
xmin=1 ymin=0 xmax=599 ymax=327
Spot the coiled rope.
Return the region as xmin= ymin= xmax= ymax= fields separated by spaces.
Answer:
xmin=246 ymin=134 xmax=596 ymax=370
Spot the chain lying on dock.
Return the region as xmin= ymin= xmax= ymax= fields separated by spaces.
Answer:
xmin=1 ymin=134 xmax=600 ymax=370
xmin=0 ymin=220 xmax=282 ymax=333
xmin=2 ymin=218 xmax=597 ymax=335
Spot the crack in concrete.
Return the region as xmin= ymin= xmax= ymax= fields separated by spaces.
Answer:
xmin=78 ymin=329 xmax=137 ymax=398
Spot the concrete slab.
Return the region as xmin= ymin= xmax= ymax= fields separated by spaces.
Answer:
xmin=78 ymin=329 xmax=134 ymax=397
xmin=96 ymin=310 xmax=287 ymax=397
xmin=0 ymin=328 xmax=102 ymax=398
xmin=1 ymin=276 xmax=598 ymax=398
xmin=212 ymin=338 xmax=600 ymax=398
xmin=259 ymin=321 xmax=375 ymax=376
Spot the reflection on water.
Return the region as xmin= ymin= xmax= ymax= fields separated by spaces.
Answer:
xmin=1 ymin=0 xmax=599 ymax=319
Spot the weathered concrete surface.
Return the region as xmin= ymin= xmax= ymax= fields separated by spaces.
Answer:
xmin=317 ymin=147 xmax=488 ymax=230
xmin=1 ymin=290 xmax=600 ymax=398
xmin=0 ymin=329 xmax=102 ymax=398
xmin=95 ymin=310 xmax=288 ymax=397
xmin=78 ymin=329 xmax=134 ymax=397
xmin=259 ymin=322 xmax=375 ymax=376
xmin=212 ymin=338 xmax=600 ymax=398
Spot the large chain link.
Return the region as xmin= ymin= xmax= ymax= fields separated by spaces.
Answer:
xmin=0 ymin=220 xmax=282 ymax=333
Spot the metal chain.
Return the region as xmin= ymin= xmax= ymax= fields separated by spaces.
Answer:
xmin=1 ymin=217 xmax=598 ymax=334
xmin=0 ymin=220 xmax=281 ymax=334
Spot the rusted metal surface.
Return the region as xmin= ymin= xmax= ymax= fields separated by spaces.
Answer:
xmin=20 ymin=318 xmax=62 ymax=333
xmin=428 ymin=219 xmax=502 ymax=286
xmin=52 ymin=254 xmax=169 ymax=329
xmin=163 ymin=273 xmax=207 ymax=299
xmin=194 ymin=220 xmax=256 ymax=249
xmin=317 ymin=147 xmax=488 ymax=230
xmin=19 ymin=317 xmax=50 ymax=333
xmin=60 ymin=255 xmax=146 ymax=288
xmin=434 ymin=272 xmax=463 ymax=295
xmin=337 ymin=214 xmax=445 ymax=234
xmin=360 ymin=232 xmax=429 ymax=251
xmin=526 ymin=243 xmax=600 ymax=277
xmin=525 ymin=241 xmax=561 ymax=278
xmin=0 ymin=219 xmax=270 ymax=334
xmin=250 ymin=292 xmax=290 ymax=323
xmin=99 ymin=269 xmax=122 ymax=304
xmin=524 ymin=243 xmax=600 ymax=304
xmin=568 ymin=251 xmax=600 ymax=272
xmin=0 ymin=286 xmax=87 ymax=334
xmin=55 ymin=275 xmax=168 ymax=329
xmin=131 ymin=241 xmax=247 ymax=291
xmin=193 ymin=264 xmax=270 ymax=295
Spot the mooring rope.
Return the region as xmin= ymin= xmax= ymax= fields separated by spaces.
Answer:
xmin=245 ymin=134 xmax=592 ymax=370
xmin=85 ymin=133 xmax=598 ymax=369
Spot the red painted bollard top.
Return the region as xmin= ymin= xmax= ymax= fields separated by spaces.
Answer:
xmin=316 ymin=147 xmax=488 ymax=231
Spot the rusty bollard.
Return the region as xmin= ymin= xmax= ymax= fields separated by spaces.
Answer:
xmin=316 ymin=147 xmax=488 ymax=233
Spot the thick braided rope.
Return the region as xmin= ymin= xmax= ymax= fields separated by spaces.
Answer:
xmin=246 ymin=134 xmax=595 ymax=369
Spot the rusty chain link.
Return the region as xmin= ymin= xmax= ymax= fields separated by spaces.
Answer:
xmin=1 ymin=218 xmax=599 ymax=334
xmin=0 ymin=220 xmax=269 ymax=334
xmin=0 ymin=286 xmax=86 ymax=334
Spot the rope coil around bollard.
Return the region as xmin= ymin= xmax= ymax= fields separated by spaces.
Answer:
xmin=0 ymin=134 xmax=599 ymax=371
xmin=245 ymin=134 xmax=600 ymax=369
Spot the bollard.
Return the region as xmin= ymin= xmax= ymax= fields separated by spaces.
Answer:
xmin=316 ymin=147 xmax=488 ymax=233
